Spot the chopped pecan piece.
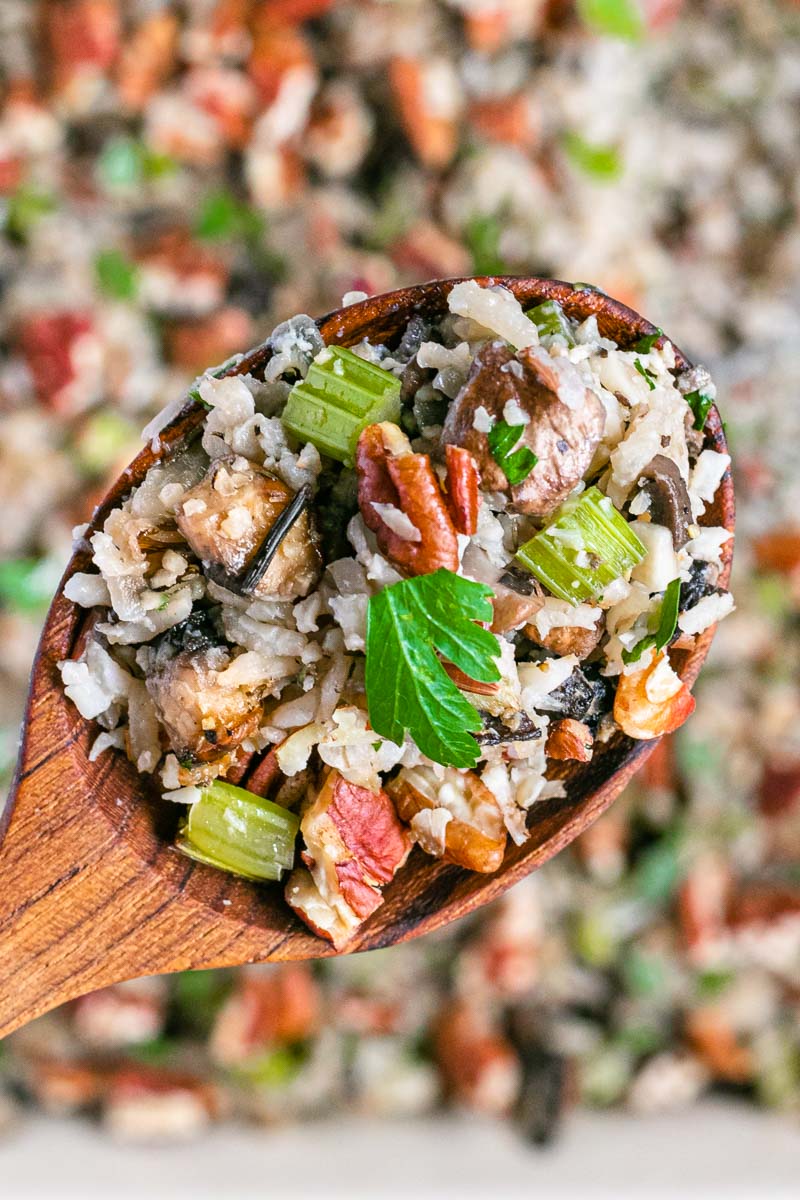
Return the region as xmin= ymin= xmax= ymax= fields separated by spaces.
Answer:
xmin=387 ymin=765 xmax=507 ymax=873
xmin=434 ymin=1000 xmax=520 ymax=1115
xmin=210 ymin=965 xmax=320 ymax=1066
xmin=103 ymin=1065 xmax=222 ymax=1142
xmin=613 ymin=650 xmax=695 ymax=740
xmin=525 ymin=614 xmax=605 ymax=660
xmin=286 ymin=769 xmax=411 ymax=949
xmin=356 ymin=422 xmax=459 ymax=575
xmin=443 ymin=444 xmax=480 ymax=535
xmin=545 ymin=718 xmax=594 ymax=762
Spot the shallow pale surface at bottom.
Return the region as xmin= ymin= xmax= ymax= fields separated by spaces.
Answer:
xmin=1 ymin=1104 xmax=794 ymax=1199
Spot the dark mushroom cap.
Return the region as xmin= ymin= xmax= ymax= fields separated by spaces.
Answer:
xmin=638 ymin=454 xmax=693 ymax=549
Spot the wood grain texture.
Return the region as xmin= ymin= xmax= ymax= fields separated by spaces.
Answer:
xmin=0 ymin=277 xmax=734 ymax=1038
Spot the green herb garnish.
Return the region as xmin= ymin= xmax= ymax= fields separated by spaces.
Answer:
xmin=685 ymin=388 xmax=714 ymax=430
xmin=563 ymin=132 xmax=623 ymax=181
xmin=194 ymin=189 xmax=264 ymax=242
xmin=3 ymin=184 xmax=56 ymax=242
xmin=95 ymin=249 xmax=139 ymax=300
xmin=527 ymin=299 xmax=576 ymax=346
xmin=633 ymin=328 xmax=663 ymax=353
xmin=487 ymin=420 xmax=538 ymax=486
xmin=634 ymin=358 xmax=656 ymax=390
xmin=577 ymin=0 xmax=644 ymax=41
xmin=622 ymin=577 xmax=682 ymax=664
xmin=365 ymin=569 xmax=501 ymax=768
xmin=464 ymin=212 xmax=508 ymax=276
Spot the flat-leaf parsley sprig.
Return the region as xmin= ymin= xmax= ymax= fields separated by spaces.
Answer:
xmin=365 ymin=569 xmax=501 ymax=768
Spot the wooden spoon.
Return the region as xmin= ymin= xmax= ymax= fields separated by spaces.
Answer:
xmin=0 ymin=278 xmax=734 ymax=1037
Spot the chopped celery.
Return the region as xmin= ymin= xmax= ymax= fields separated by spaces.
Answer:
xmin=177 ymin=780 xmax=299 ymax=883
xmin=281 ymin=346 xmax=402 ymax=464
xmin=526 ymin=299 xmax=576 ymax=346
xmin=515 ymin=486 xmax=646 ymax=604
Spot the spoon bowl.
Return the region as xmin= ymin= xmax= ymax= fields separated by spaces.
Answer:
xmin=0 ymin=277 xmax=734 ymax=1037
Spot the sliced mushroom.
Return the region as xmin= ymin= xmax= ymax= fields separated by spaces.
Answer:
xmin=637 ymin=455 xmax=692 ymax=549
xmin=491 ymin=568 xmax=546 ymax=634
xmin=145 ymin=644 xmax=267 ymax=766
xmin=442 ymin=340 xmax=605 ymax=517
xmin=524 ymin=612 xmax=605 ymax=661
xmin=176 ymin=455 xmax=322 ymax=600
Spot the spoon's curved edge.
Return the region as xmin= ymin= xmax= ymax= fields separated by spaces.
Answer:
xmin=0 ymin=277 xmax=733 ymax=1038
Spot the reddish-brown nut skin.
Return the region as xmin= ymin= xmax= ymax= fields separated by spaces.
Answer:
xmin=117 ymin=10 xmax=179 ymax=111
xmin=442 ymin=662 xmax=500 ymax=696
xmin=388 ymin=770 xmax=506 ymax=874
xmin=356 ymin=423 xmax=459 ymax=575
xmin=322 ymin=773 xmax=410 ymax=886
xmin=105 ymin=1063 xmax=222 ymax=1118
xmin=334 ymin=858 xmax=384 ymax=920
xmin=613 ymin=651 xmax=696 ymax=739
xmin=685 ymin=1009 xmax=754 ymax=1084
xmin=545 ymin=718 xmax=594 ymax=763
xmin=210 ymin=964 xmax=320 ymax=1065
xmin=389 ymin=57 xmax=459 ymax=169
xmin=434 ymin=1001 xmax=520 ymax=1115
xmin=25 ymin=1059 xmax=108 ymax=1115
xmin=753 ymin=528 xmax=800 ymax=575
xmin=444 ymin=444 xmax=480 ymax=536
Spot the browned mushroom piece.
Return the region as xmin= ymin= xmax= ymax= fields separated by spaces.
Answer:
xmin=441 ymin=340 xmax=605 ymax=517
xmin=637 ymin=454 xmax=693 ymax=549
xmin=176 ymin=456 xmax=322 ymax=600
xmin=491 ymin=567 xmax=546 ymax=634
xmin=145 ymin=644 xmax=268 ymax=768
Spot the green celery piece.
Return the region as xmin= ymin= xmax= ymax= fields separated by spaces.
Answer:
xmin=563 ymin=131 xmax=623 ymax=182
xmin=515 ymin=487 xmax=646 ymax=604
xmin=365 ymin=569 xmax=501 ymax=768
xmin=526 ymin=299 xmax=576 ymax=346
xmin=178 ymin=780 xmax=299 ymax=882
xmin=282 ymin=346 xmax=402 ymax=465
xmin=577 ymin=0 xmax=644 ymax=41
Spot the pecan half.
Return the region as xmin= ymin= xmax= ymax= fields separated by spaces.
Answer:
xmin=545 ymin=718 xmax=594 ymax=762
xmin=356 ymin=422 xmax=459 ymax=575
xmin=444 ymin=444 xmax=480 ymax=536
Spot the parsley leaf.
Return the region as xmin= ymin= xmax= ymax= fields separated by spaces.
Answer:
xmin=685 ymin=388 xmax=714 ymax=430
xmin=622 ymin=577 xmax=682 ymax=664
xmin=633 ymin=328 xmax=663 ymax=353
xmin=464 ymin=212 xmax=509 ymax=276
xmin=487 ymin=420 xmax=538 ymax=486
xmin=634 ymin=358 xmax=656 ymax=390
xmin=95 ymin=249 xmax=139 ymax=300
xmin=365 ymin=569 xmax=501 ymax=768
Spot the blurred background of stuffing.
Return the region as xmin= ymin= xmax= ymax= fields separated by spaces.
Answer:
xmin=0 ymin=0 xmax=799 ymax=1152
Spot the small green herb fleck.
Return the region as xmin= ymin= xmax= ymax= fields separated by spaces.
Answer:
xmin=3 ymin=184 xmax=56 ymax=242
xmin=487 ymin=420 xmax=538 ymax=486
xmin=464 ymin=212 xmax=508 ymax=276
xmin=95 ymin=249 xmax=139 ymax=300
xmin=622 ymin=577 xmax=681 ymax=664
xmin=577 ymin=0 xmax=645 ymax=41
xmin=634 ymin=358 xmax=656 ymax=390
xmin=563 ymin=132 xmax=623 ymax=181
xmin=0 ymin=557 xmax=60 ymax=615
xmin=195 ymin=190 xmax=264 ymax=242
xmin=685 ymin=388 xmax=714 ymax=430
xmin=633 ymin=328 xmax=663 ymax=353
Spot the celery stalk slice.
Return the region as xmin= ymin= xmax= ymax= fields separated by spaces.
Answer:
xmin=282 ymin=346 xmax=402 ymax=464
xmin=515 ymin=486 xmax=646 ymax=604
xmin=526 ymin=300 xmax=576 ymax=346
xmin=177 ymin=780 xmax=299 ymax=883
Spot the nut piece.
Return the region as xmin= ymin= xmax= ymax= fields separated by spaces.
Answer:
xmin=613 ymin=650 xmax=696 ymax=740
xmin=286 ymin=769 xmax=411 ymax=949
xmin=103 ymin=1065 xmax=221 ymax=1143
xmin=387 ymin=765 xmax=507 ymax=873
xmin=545 ymin=718 xmax=594 ymax=763
xmin=444 ymin=444 xmax=480 ymax=536
xmin=434 ymin=1000 xmax=521 ymax=1115
xmin=442 ymin=340 xmax=605 ymax=516
xmin=176 ymin=456 xmax=321 ymax=600
xmin=210 ymin=965 xmax=320 ymax=1066
xmin=356 ymin=422 xmax=459 ymax=575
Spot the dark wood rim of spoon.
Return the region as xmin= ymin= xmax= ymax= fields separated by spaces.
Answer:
xmin=0 ymin=277 xmax=734 ymax=1039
